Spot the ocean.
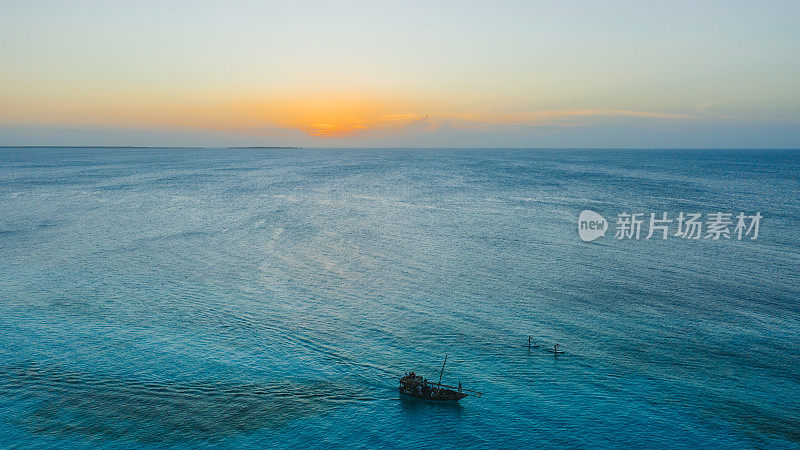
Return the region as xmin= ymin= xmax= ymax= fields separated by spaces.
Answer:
xmin=0 ymin=147 xmax=798 ymax=448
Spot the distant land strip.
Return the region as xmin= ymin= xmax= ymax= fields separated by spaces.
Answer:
xmin=0 ymin=146 xmax=302 ymax=149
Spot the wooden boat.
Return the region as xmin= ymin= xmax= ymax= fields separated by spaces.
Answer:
xmin=399 ymin=356 xmax=482 ymax=402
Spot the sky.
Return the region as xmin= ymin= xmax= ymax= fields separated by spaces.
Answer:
xmin=1 ymin=0 xmax=799 ymax=148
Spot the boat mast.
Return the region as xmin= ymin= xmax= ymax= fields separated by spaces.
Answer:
xmin=438 ymin=355 xmax=447 ymax=388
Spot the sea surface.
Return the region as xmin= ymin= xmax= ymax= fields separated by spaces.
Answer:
xmin=0 ymin=147 xmax=798 ymax=449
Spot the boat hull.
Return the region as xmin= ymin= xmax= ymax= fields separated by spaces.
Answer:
xmin=398 ymin=386 xmax=467 ymax=401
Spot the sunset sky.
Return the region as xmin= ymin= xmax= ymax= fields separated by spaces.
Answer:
xmin=1 ymin=0 xmax=799 ymax=147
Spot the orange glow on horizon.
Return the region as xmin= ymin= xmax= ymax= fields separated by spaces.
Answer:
xmin=235 ymin=92 xmax=417 ymax=138
xmin=0 ymin=88 xmax=703 ymax=139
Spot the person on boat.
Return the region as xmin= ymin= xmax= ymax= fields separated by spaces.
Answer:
xmin=458 ymin=382 xmax=462 ymax=393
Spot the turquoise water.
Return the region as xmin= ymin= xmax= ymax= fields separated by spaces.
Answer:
xmin=1 ymin=147 xmax=798 ymax=448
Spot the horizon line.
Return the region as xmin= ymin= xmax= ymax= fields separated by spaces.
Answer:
xmin=1 ymin=146 xmax=799 ymax=151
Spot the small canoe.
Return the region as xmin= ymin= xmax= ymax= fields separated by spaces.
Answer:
xmin=548 ymin=344 xmax=565 ymax=354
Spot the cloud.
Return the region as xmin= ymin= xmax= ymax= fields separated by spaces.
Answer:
xmin=10 ymin=103 xmax=797 ymax=148
xmin=399 ymin=114 xmax=437 ymax=133
xmin=279 ymin=108 xmax=704 ymax=143
xmin=695 ymin=100 xmax=800 ymax=122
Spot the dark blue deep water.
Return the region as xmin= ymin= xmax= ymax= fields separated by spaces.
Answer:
xmin=1 ymin=147 xmax=798 ymax=448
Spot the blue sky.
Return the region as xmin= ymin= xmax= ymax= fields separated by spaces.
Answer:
xmin=1 ymin=0 xmax=798 ymax=147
